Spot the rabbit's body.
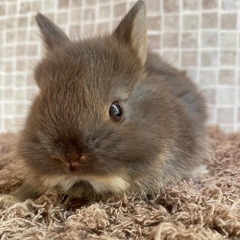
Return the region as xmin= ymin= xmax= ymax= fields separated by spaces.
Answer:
xmin=13 ymin=1 xmax=207 ymax=201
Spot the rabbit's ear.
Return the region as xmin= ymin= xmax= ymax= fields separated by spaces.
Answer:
xmin=36 ymin=12 xmax=70 ymax=51
xmin=113 ymin=0 xmax=147 ymax=66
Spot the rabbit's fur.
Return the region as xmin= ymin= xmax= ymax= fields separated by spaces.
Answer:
xmin=13 ymin=0 xmax=207 ymax=201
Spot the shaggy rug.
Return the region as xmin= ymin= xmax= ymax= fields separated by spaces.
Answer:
xmin=0 ymin=126 xmax=240 ymax=240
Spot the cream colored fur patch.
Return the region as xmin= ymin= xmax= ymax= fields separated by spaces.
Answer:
xmin=81 ymin=175 xmax=130 ymax=193
xmin=42 ymin=175 xmax=129 ymax=193
xmin=42 ymin=175 xmax=80 ymax=192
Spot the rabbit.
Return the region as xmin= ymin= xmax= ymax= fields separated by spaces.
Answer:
xmin=12 ymin=0 xmax=207 ymax=201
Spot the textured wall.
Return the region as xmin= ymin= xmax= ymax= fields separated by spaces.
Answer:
xmin=0 ymin=0 xmax=240 ymax=132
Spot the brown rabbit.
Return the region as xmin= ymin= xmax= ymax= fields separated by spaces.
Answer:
xmin=13 ymin=0 xmax=207 ymax=201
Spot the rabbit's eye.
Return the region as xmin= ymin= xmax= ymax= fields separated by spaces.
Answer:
xmin=109 ymin=101 xmax=124 ymax=122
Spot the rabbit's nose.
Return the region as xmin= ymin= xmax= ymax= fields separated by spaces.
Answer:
xmin=69 ymin=161 xmax=79 ymax=172
xmin=67 ymin=153 xmax=87 ymax=171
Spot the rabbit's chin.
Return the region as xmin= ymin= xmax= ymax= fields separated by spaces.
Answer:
xmin=42 ymin=174 xmax=130 ymax=194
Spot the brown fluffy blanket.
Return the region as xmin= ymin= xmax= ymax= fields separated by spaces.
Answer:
xmin=0 ymin=127 xmax=240 ymax=240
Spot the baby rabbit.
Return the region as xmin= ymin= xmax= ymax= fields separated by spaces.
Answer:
xmin=13 ymin=0 xmax=207 ymax=201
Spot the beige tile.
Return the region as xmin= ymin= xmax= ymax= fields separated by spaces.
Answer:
xmin=219 ymin=69 xmax=236 ymax=85
xmin=84 ymin=9 xmax=95 ymax=21
xmin=6 ymin=17 xmax=16 ymax=29
xmin=217 ymin=88 xmax=236 ymax=105
xmin=163 ymin=15 xmax=179 ymax=31
xmin=201 ymin=13 xmax=218 ymax=29
xmin=82 ymin=24 xmax=95 ymax=35
xmin=43 ymin=1 xmax=56 ymax=10
xmin=16 ymin=44 xmax=27 ymax=56
xmin=0 ymin=77 xmax=4 ymax=86
xmin=181 ymin=51 xmax=198 ymax=67
xmin=71 ymin=1 xmax=83 ymax=7
xmin=14 ymin=116 xmax=26 ymax=131
xmin=220 ymin=32 xmax=237 ymax=48
xmin=17 ymin=29 xmax=28 ymax=41
xmin=201 ymin=31 xmax=218 ymax=48
xmin=148 ymin=35 xmax=161 ymax=50
xmin=183 ymin=0 xmax=199 ymax=11
xmin=29 ymin=27 xmax=38 ymax=41
xmin=0 ymin=18 xmax=6 ymax=31
xmin=70 ymin=10 xmax=81 ymax=23
xmin=201 ymin=51 xmax=218 ymax=67
xmin=217 ymin=107 xmax=234 ymax=124
xmin=15 ymin=104 xmax=26 ymax=115
xmin=202 ymin=0 xmax=218 ymax=9
xmin=202 ymin=89 xmax=216 ymax=104
xmin=30 ymin=12 xmax=39 ymax=26
xmin=238 ymin=90 xmax=240 ymax=103
xmin=20 ymin=2 xmax=31 ymax=14
xmin=239 ymin=52 xmax=240 ymax=66
xmin=221 ymin=13 xmax=238 ymax=29
xmin=181 ymin=32 xmax=198 ymax=49
xmin=147 ymin=16 xmax=161 ymax=31
xmin=4 ymin=88 xmax=15 ymax=99
xmin=99 ymin=5 xmax=111 ymax=19
xmin=162 ymin=33 xmax=179 ymax=48
xmin=146 ymin=0 xmax=161 ymax=13
xmin=27 ymin=44 xmax=39 ymax=56
xmin=7 ymin=3 xmax=16 ymax=15
xmin=17 ymin=16 xmax=28 ymax=27
xmin=163 ymin=0 xmax=179 ymax=12
xmin=220 ymin=51 xmax=237 ymax=66
xmin=3 ymin=75 xmax=15 ymax=87
xmin=3 ymin=46 xmax=15 ymax=57
xmin=221 ymin=0 xmax=238 ymax=10
xmin=70 ymin=24 xmax=80 ymax=36
xmin=0 ymin=89 xmax=4 ymax=101
xmin=58 ymin=0 xmax=70 ymax=8
xmin=113 ymin=19 xmax=121 ymax=29
xmin=85 ymin=0 xmax=97 ymax=6
xmin=185 ymin=69 xmax=197 ymax=82
xmin=56 ymin=12 xmax=68 ymax=25
xmin=199 ymin=70 xmax=217 ymax=86
xmin=0 ymin=5 xmax=5 ymax=16
xmin=114 ymin=3 xmax=126 ymax=18
xmin=4 ymin=102 xmax=15 ymax=115
xmin=15 ymin=89 xmax=24 ymax=101
xmin=183 ymin=14 xmax=199 ymax=30
xmin=96 ymin=22 xmax=110 ymax=34
xmin=31 ymin=2 xmax=42 ymax=12
xmin=16 ymin=59 xmax=26 ymax=71
xmin=4 ymin=118 xmax=16 ymax=131
xmin=6 ymin=31 xmax=15 ymax=43
xmin=3 ymin=62 xmax=14 ymax=72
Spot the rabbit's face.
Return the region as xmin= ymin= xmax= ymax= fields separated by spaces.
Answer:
xmin=19 ymin=1 xmax=170 ymax=194
xmin=20 ymin=37 xmax=164 ymax=188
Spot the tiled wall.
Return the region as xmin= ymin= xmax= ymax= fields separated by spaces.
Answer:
xmin=0 ymin=0 xmax=240 ymax=132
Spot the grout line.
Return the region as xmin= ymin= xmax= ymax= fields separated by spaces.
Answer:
xmin=234 ymin=1 xmax=240 ymax=131
xmin=178 ymin=0 xmax=182 ymax=69
xmin=214 ymin=0 xmax=221 ymax=126
xmin=94 ymin=0 xmax=99 ymax=34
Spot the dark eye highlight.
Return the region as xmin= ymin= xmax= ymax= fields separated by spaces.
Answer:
xmin=109 ymin=101 xmax=124 ymax=122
